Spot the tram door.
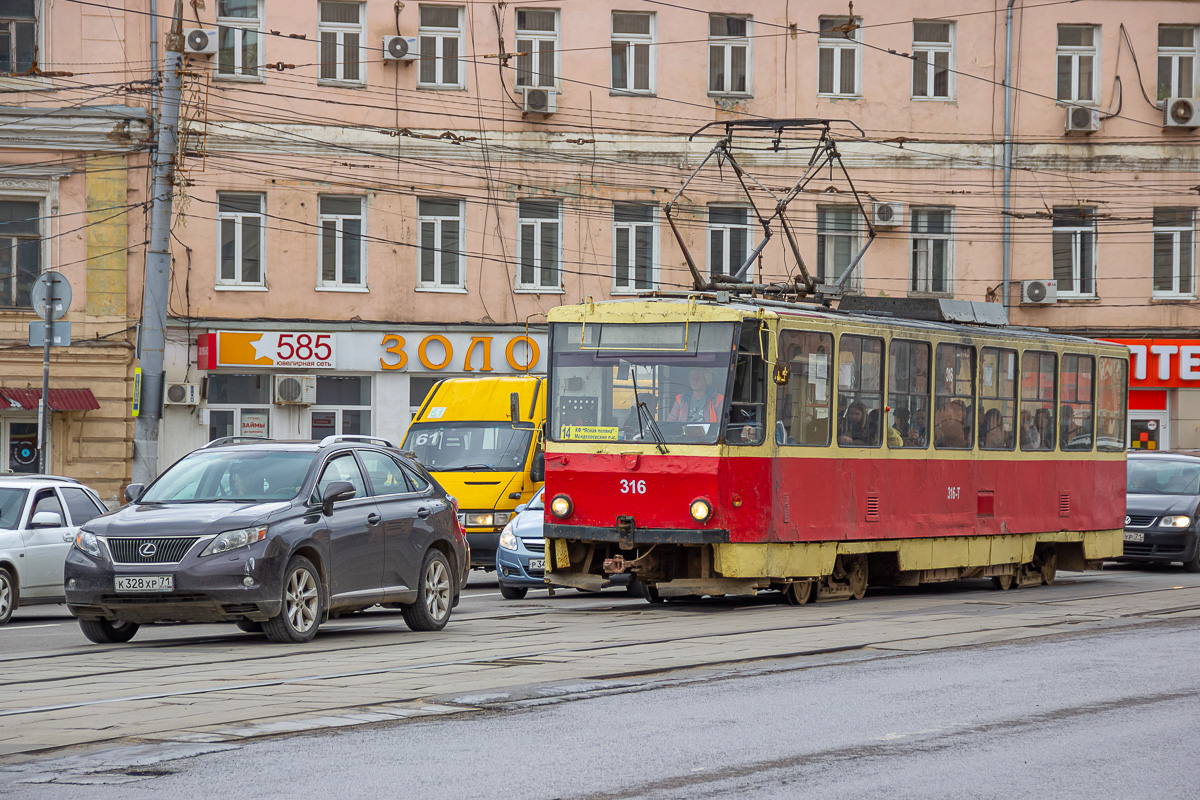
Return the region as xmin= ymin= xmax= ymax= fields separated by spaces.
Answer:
xmin=1128 ymin=412 xmax=1168 ymax=451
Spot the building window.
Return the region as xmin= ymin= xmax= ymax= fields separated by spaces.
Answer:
xmin=1056 ymin=24 xmax=1098 ymax=104
xmin=206 ymin=374 xmax=271 ymax=441
xmin=816 ymin=205 xmax=860 ymax=291
xmin=318 ymin=196 xmax=365 ymax=289
xmin=819 ymin=16 xmax=861 ymax=97
xmin=912 ymin=21 xmax=953 ymax=99
xmin=613 ymin=202 xmax=656 ymax=292
xmin=217 ymin=0 xmax=262 ymax=79
xmin=318 ymin=1 xmax=364 ymax=84
xmin=708 ymin=14 xmax=750 ymax=95
xmin=0 ymin=199 xmax=40 ymax=308
xmin=418 ymin=4 xmax=463 ymax=88
xmin=0 ymin=0 xmax=36 ymax=74
xmin=910 ymin=207 xmax=953 ymax=295
xmin=1152 ymin=207 xmax=1195 ymax=298
xmin=1158 ymin=26 xmax=1197 ymax=100
xmin=708 ymin=205 xmax=751 ymax=280
xmin=1051 ymin=206 xmax=1096 ymax=297
xmin=310 ymin=376 xmax=371 ymax=439
xmin=612 ymin=11 xmax=653 ymax=94
xmin=517 ymin=199 xmax=561 ymax=290
xmin=418 ymin=197 xmax=463 ymax=290
xmin=408 ymin=375 xmax=440 ymax=421
xmin=515 ymin=8 xmax=558 ymax=88
xmin=218 ymin=193 xmax=264 ymax=287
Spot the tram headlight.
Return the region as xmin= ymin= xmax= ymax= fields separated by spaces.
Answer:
xmin=689 ymin=498 xmax=713 ymax=523
xmin=499 ymin=525 xmax=519 ymax=551
xmin=1159 ymin=515 xmax=1192 ymax=528
xmin=550 ymin=494 xmax=573 ymax=519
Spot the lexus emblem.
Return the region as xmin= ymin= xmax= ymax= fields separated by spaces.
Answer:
xmin=1125 ymin=516 xmax=1131 ymax=526
xmin=138 ymin=542 xmax=158 ymax=558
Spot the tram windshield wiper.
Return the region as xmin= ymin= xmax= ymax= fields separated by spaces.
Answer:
xmin=627 ymin=360 xmax=668 ymax=454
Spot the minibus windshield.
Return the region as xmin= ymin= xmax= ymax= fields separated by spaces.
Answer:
xmin=405 ymin=423 xmax=533 ymax=471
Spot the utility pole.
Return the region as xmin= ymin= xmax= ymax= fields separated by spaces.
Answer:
xmin=132 ymin=0 xmax=185 ymax=485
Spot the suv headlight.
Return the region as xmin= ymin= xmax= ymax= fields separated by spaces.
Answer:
xmin=74 ymin=531 xmax=102 ymax=558
xmin=499 ymin=525 xmax=518 ymax=551
xmin=1159 ymin=515 xmax=1192 ymax=528
xmin=201 ymin=525 xmax=268 ymax=556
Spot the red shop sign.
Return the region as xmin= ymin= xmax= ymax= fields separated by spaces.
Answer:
xmin=1103 ymin=339 xmax=1200 ymax=388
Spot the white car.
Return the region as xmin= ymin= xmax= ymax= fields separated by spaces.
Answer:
xmin=0 ymin=475 xmax=109 ymax=625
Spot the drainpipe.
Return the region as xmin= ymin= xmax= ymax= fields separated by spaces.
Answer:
xmin=150 ymin=0 xmax=159 ymax=119
xmin=1002 ymin=0 xmax=1017 ymax=313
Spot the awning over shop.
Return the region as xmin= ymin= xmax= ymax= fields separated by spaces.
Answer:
xmin=0 ymin=388 xmax=101 ymax=411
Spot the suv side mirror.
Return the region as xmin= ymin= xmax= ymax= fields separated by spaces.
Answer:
xmin=515 ymin=503 xmax=528 ymax=513
xmin=124 ymin=483 xmax=145 ymax=504
xmin=529 ymin=452 xmax=545 ymax=483
xmin=29 ymin=511 xmax=64 ymax=529
xmin=320 ymin=481 xmax=356 ymax=516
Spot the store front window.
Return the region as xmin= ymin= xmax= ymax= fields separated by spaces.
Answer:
xmin=3 ymin=419 xmax=38 ymax=473
xmin=309 ymin=376 xmax=371 ymax=439
xmin=207 ymin=374 xmax=271 ymax=441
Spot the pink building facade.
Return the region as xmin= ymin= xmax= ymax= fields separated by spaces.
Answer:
xmin=0 ymin=1 xmax=1197 ymax=489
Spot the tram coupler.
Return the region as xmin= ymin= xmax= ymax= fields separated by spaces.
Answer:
xmin=603 ymin=555 xmax=628 ymax=574
xmin=616 ymin=516 xmax=636 ymax=549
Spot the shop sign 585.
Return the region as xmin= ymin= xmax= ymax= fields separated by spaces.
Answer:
xmin=213 ymin=331 xmax=336 ymax=369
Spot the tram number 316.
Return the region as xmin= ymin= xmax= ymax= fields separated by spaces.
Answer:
xmin=620 ymin=479 xmax=647 ymax=495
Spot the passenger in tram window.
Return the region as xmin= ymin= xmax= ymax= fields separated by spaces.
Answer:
xmin=883 ymin=410 xmax=904 ymax=448
xmin=981 ymin=407 xmax=1006 ymax=449
xmin=838 ymin=400 xmax=871 ymax=445
xmin=1019 ymin=410 xmax=1041 ymax=449
xmin=865 ymin=408 xmax=884 ymax=447
xmin=1033 ymin=407 xmax=1055 ymax=449
xmin=934 ymin=399 xmax=970 ymax=448
xmin=668 ymin=369 xmax=724 ymax=424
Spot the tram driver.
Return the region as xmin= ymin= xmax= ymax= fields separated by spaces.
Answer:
xmin=668 ymin=369 xmax=724 ymax=424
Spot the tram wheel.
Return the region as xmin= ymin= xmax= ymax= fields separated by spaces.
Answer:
xmin=784 ymin=580 xmax=812 ymax=605
xmin=844 ymin=555 xmax=868 ymax=600
xmin=1038 ymin=550 xmax=1058 ymax=586
xmin=641 ymin=583 xmax=666 ymax=604
xmin=991 ymin=574 xmax=1015 ymax=591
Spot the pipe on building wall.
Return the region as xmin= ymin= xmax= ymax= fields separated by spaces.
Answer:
xmin=151 ymin=0 xmax=159 ymax=118
xmin=1002 ymin=0 xmax=1017 ymax=311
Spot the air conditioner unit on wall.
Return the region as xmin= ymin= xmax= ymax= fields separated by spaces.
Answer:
xmin=872 ymin=202 xmax=904 ymax=228
xmin=523 ymin=87 xmax=557 ymax=115
xmin=184 ymin=29 xmax=218 ymax=55
xmin=1064 ymin=106 xmax=1100 ymax=133
xmin=1163 ymin=97 xmax=1200 ymax=129
xmin=383 ymin=36 xmax=419 ymax=61
xmin=274 ymin=375 xmax=317 ymax=405
xmin=164 ymin=383 xmax=201 ymax=405
xmin=1020 ymin=280 xmax=1058 ymax=305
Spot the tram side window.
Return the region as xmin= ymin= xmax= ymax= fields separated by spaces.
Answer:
xmin=1020 ymin=351 xmax=1056 ymax=451
xmin=837 ymin=335 xmax=883 ymax=448
xmin=727 ymin=324 xmax=766 ymax=445
xmin=1096 ymin=356 xmax=1128 ymax=451
xmin=934 ymin=344 xmax=974 ymax=449
xmin=776 ymin=330 xmax=834 ymax=446
xmin=1060 ymin=353 xmax=1095 ymax=450
xmin=887 ymin=339 xmax=930 ymax=448
xmin=979 ymin=347 xmax=1017 ymax=450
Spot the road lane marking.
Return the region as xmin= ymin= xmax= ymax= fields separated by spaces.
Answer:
xmin=5 ymin=624 xmax=63 ymax=630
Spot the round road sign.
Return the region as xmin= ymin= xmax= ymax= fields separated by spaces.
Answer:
xmin=31 ymin=271 xmax=72 ymax=321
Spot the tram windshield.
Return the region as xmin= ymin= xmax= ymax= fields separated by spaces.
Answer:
xmin=548 ymin=321 xmax=738 ymax=445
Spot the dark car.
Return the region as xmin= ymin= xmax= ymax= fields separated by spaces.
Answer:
xmin=1121 ymin=451 xmax=1200 ymax=572
xmin=64 ymin=436 xmax=470 ymax=644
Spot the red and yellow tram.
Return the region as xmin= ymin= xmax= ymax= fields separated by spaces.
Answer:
xmin=542 ymin=295 xmax=1128 ymax=603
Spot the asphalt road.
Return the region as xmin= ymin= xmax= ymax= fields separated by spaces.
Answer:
xmin=4 ymin=617 xmax=1195 ymax=799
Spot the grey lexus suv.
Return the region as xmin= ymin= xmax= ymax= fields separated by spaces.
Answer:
xmin=65 ymin=436 xmax=470 ymax=644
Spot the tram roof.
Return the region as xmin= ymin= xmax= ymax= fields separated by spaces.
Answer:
xmin=551 ymin=294 xmax=1127 ymax=352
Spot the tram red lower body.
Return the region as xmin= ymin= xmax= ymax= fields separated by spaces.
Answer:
xmin=545 ymin=453 xmax=1124 ymax=542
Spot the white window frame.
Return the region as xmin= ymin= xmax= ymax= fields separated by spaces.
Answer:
xmin=909 ymin=207 xmax=954 ymax=296
xmin=1152 ymin=208 xmax=1196 ymax=299
xmin=418 ymin=4 xmax=465 ymax=89
xmin=417 ymin=197 xmax=465 ymax=292
xmin=707 ymin=14 xmax=751 ymax=96
xmin=309 ymin=376 xmax=373 ymax=439
xmin=318 ymin=1 xmax=365 ymax=85
xmin=912 ymin=21 xmax=954 ymax=100
xmin=0 ymin=194 xmax=43 ymax=309
xmin=817 ymin=205 xmax=862 ymax=292
xmin=706 ymin=205 xmax=753 ymax=281
xmin=217 ymin=0 xmax=263 ymax=81
xmin=515 ymin=8 xmax=559 ymax=90
xmin=611 ymin=11 xmax=654 ymax=95
xmin=612 ymin=202 xmax=657 ymax=294
xmin=317 ymin=195 xmax=367 ymax=291
xmin=818 ymin=16 xmax=862 ymax=98
xmin=216 ymin=192 xmax=266 ymax=289
xmin=207 ymin=405 xmax=272 ymax=441
xmin=516 ymin=199 xmax=563 ymax=292
xmin=1056 ymin=24 xmax=1099 ymax=105
xmin=1157 ymin=25 xmax=1197 ymax=101
xmin=1051 ymin=207 xmax=1097 ymax=298
xmin=0 ymin=2 xmax=37 ymax=77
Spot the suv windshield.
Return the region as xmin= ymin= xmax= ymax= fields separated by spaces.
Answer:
xmin=141 ymin=450 xmax=315 ymax=503
xmin=404 ymin=423 xmax=533 ymax=472
xmin=1127 ymin=459 xmax=1200 ymax=495
xmin=0 ymin=488 xmax=27 ymax=529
